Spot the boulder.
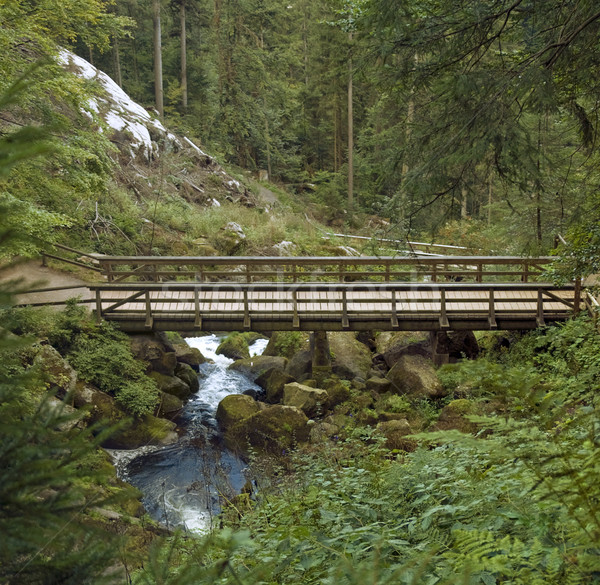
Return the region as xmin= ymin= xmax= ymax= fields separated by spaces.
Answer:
xmin=215 ymin=221 xmax=246 ymax=255
xmin=329 ymin=333 xmax=372 ymax=380
xmin=366 ymin=376 xmax=391 ymax=394
xmin=386 ymin=355 xmax=446 ymax=399
xmin=217 ymin=333 xmax=250 ymax=361
xmin=73 ymin=381 xmax=98 ymax=409
xmin=376 ymin=418 xmax=416 ymax=452
xmin=255 ymin=367 xmax=295 ymax=403
xmin=82 ymin=389 xmax=178 ymax=448
xmin=156 ymin=391 xmax=183 ymax=418
xmin=130 ymin=335 xmax=177 ymax=375
xmin=263 ymin=331 xmax=309 ymax=358
xmin=174 ymin=362 xmax=199 ymax=393
xmin=158 ymin=332 xmax=207 ymax=369
xmin=309 ymin=422 xmax=340 ymax=443
xmin=229 ymin=356 xmax=287 ymax=380
xmin=430 ymin=331 xmax=480 ymax=361
xmin=226 ymin=404 xmax=309 ymax=453
xmin=383 ymin=340 xmax=431 ymax=369
xmin=107 ymin=415 xmax=178 ymax=449
xmin=44 ymin=398 xmax=83 ymax=431
xmin=149 ymin=371 xmax=193 ymax=400
xmin=432 ymin=399 xmax=478 ymax=433
xmin=283 ymin=382 xmax=328 ymax=417
xmin=375 ymin=331 xmax=428 ymax=355
xmin=285 ymin=349 xmax=312 ymax=380
xmin=321 ymin=378 xmax=351 ymax=409
xmin=216 ymin=394 xmax=262 ymax=429
xmin=35 ymin=344 xmax=77 ymax=399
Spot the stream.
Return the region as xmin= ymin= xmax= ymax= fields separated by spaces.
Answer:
xmin=110 ymin=334 xmax=268 ymax=533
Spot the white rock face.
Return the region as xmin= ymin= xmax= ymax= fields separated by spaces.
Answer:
xmin=58 ymin=49 xmax=181 ymax=160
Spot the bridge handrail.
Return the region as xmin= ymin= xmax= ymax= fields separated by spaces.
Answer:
xmin=95 ymin=255 xmax=555 ymax=284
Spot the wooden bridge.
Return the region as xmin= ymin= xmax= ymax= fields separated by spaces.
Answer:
xmin=74 ymin=255 xmax=583 ymax=333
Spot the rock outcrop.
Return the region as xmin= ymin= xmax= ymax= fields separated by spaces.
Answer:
xmin=386 ymin=354 xmax=446 ymax=399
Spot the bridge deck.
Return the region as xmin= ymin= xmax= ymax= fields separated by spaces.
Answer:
xmin=90 ymin=282 xmax=578 ymax=333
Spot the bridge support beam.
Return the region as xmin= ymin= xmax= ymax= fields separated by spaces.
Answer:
xmin=310 ymin=331 xmax=331 ymax=383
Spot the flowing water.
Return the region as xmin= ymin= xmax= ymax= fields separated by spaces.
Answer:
xmin=110 ymin=335 xmax=268 ymax=533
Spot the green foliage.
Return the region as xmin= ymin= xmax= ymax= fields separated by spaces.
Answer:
xmin=69 ymin=325 xmax=159 ymax=417
xmin=272 ymin=331 xmax=305 ymax=359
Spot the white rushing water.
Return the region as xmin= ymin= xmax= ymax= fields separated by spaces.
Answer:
xmin=115 ymin=334 xmax=267 ymax=533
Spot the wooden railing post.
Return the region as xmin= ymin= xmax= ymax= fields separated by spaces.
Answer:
xmin=522 ymin=261 xmax=529 ymax=283
xmin=476 ymin=263 xmax=483 ymax=283
xmin=488 ymin=289 xmax=497 ymax=329
xmin=194 ymin=288 xmax=202 ymax=329
xmin=145 ymin=290 xmax=153 ymax=329
xmin=243 ymin=290 xmax=251 ymax=329
xmin=95 ymin=290 xmax=102 ymax=324
xmin=536 ymin=289 xmax=545 ymax=327
xmin=391 ymin=289 xmax=398 ymax=328
xmin=292 ymin=290 xmax=299 ymax=328
xmin=439 ymin=288 xmax=449 ymax=329
xmin=342 ymin=289 xmax=349 ymax=328
xmin=574 ymin=277 xmax=582 ymax=315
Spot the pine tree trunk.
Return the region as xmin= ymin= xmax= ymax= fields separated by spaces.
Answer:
xmin=113 ymin=36 xmax=122 ymax=87
xmin=347 ymin=32 xmax=354 ymax=212
xmin=153 ymin=0 xmax=164 ymax=119
xmin=180 ymin=1 xmax=188 ymax=112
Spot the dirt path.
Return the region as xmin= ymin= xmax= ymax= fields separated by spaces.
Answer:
xmin=1 ymin=261 xmax=94 ymax=307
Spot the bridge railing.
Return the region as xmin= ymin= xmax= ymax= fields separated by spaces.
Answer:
xmin=89 ymin=281 xmax=579 ymax=332
xmin=96 ymin=255 xmax=554 ymax=284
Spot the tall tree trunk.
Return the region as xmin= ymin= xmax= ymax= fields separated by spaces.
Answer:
xmin=461 ymin=186 xmax=468 ymax=219
xmin=153 ymin=0 xmax=164 ymax=119
xmin=347 ymin=32 xmax=354 ymax=212
xmin=180 ymin=1 xmax=188 ymax=112
xmin=113 ymin=35 xmax=122 ymax=87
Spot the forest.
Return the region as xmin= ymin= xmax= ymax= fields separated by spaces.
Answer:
xmin=1 ymin=0 xmax=600 ymax=584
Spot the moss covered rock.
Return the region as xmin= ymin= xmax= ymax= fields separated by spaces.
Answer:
xmin=229 ymin=356 xmax=287 ymax=380
xmin=329 ymin=333 xmax=372 ymax=380
xmin=159 ymin=332 xmax=207 ymax=369
xmin=35 ymin=344 xmax=77 ymax=400
xmin=130 ymin=335 xmax=177 ymax=375
xmin=226 ymin=405 xmax=309 ymax=453
xmin=255 ymin=367 xmax=296 ymax=403
xmin=433 ymin=399 xmax=479 ymax=433
xmin=149 ymin=371 xmax=193 ymax=400
xmin=263 ymin=331 xmax=309 ymax=358
xmin=283 ymin=382 xmax=328 ymax=417
xmin=217 ymin=333 xmax=251 ymax=361
xmin=321 ymin=378 xmax=351 ymax=409
xmin=376 ymin=418 xmax=416 ymax=452
xmin=174 ymin=362 xmax=199 ymax=393
xmin=386 ymin=354 xmax=445 ymax=399
xmin=216 ymin=394 xmax=262 ymax=429
xmin=156 ymin=391 xmax=183 ymax=418
xmin=285 ymin=349 xmax=312 ymax=381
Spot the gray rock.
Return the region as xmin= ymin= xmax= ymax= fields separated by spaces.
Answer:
xmin=229 ymin=356 xmax=288 ymax=380
xmin=386 ymin=354 xmax=446 ymax=399
xmin=35 ymin=344 xmax=77 ymax=399
xmin=283 ymin=382 xmax=328 ymax=417
xmin=216 ymin=394 xmax=261 ymax=429
xmin=255 ymin=367 xmax=296 ymax=403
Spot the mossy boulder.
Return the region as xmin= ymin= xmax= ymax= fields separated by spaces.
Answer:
xmin=214 ymin=222 xmax=246 ymax=254
xmin=376 ymin=418 xmax=417 ymax=452
xmin=255 ymin=367 xmax=296 ymax=403
xmin=130 ymin=335 xmax=177 ymax=375
xmin=226 ymin=405 xmax=309 ymax=453
xmin=216 ymin=394 xmax=262 ymax=429
xmin=156 ymin=391 xmax=183 ymax=418
xmin=366 ymin=376 xmax=392 ymax=394
xmin=375 ymin=331 xmax=428 ymax=355
xmin=159 ymin=332 xmax=207 ymax=369
xmin=321 ymin=378 xmax=351 ymax=409
xmin=285 ymin=349 xmax=312 ymax=381
xmin=263 ymin=331 xmax=310 ymax=358
xmin=309 ymin=422 xmax=340 ymax=443
xmin=149 ymin=371 xmax=193 ymax=400
xmin=386 ymin=354 xmax=446 ymax=399
xmin=83 ymin=389 xmax=178 ymax=448
xmin=329 ymin=333 xmax=372 ymax=380
xmin=109 ymin=415 xmax=178 ymax=449
xmin=35 ymin=344 xmax=77 ymax=400
xmin=217 ymin=333 xmax=251 ymax=361
xmin=174 ymin=362 xmax=199 ymax=393
xmin=432 ymin=399 xmax=479 ymax=433
xmin=229 ymin=356 xmax=287 ymax=380
xmin=283 ymin=382 xmax=328 ymax=417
